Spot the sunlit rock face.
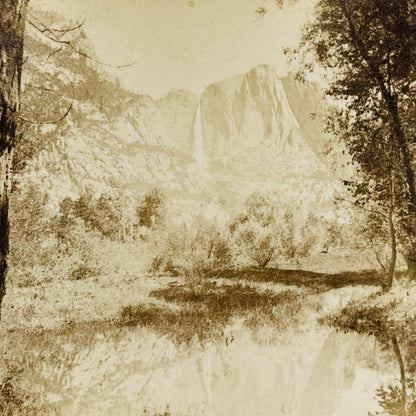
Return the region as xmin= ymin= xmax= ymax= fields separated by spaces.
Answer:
xmin=21 ymin=29 xmax=331 ymax=210
xmin=124 ymin=95 xmax=175 ymax=148
xmin=200 ymin=65 xmax=306 ymax=162
xmin=19 ymin=32 xmax=200 ymax=206
xmin=186 ymin=65 xmax=330 ymax=204
xmin=281 ymin=73 xmax=328 ymax=160
xmin=157 ymin=89 xmax=198 ymax=152
xmin=23 ymin=94 xmax=198 ymax=207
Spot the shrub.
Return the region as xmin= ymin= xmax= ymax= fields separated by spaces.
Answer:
xmin=9 ymin=183 xmax=52 ymax=271
xmin=9 ymin=184 xmax=106 ymax=285
xmin=232 ymin=220 xmax=280 ymax=268
xmin=231 ymin=193 xmax=318 ymax=268
xmin=149 ymin=217 xmax=233 ymax=279
xmin=58 ymin=189 xmax=124 ymax=241
xmin=136 ymin=188 xmax=166 ymax=229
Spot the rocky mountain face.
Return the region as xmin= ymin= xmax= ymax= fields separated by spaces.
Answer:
xmin=281 ymin=73 xmax=328 ymax=159
xmin=192 ymin=65 xmax=330 ymax=204
xmin=158 ymin=90 xmax=198 ymax=152
xmin=200 ymin=65 xmax=307 ymax=161
xmin=17 ymin=29 xmax=201 ymax=208
xmin=17 ymin=22 xmax=330 ymax=211
xmin=196 ymin=66 xmax=328 ymax=163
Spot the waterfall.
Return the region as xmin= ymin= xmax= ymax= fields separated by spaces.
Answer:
xmin=193 ymin=101 xmax=208 ymax=175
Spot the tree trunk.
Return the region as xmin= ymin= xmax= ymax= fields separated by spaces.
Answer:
xmin=340 ymin=1 xmax=416 ymax=279
xmin=0 ymin=0 xmax=29 ymax=315
xmin=389 ymin=97 xmax=416 ymax=216
xmin=387 ymin=178 xmax=397 ymax=290
xmin=405 ymin=246 xmax=416 ymax=280
xmin=338 ymin=1 xmax=416 ymax=209
xmin=387 ymin=96 xmax=416 ymax=282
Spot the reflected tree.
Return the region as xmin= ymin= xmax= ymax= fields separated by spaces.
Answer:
xmin=329 ymin=303 xmax=416 ymax=415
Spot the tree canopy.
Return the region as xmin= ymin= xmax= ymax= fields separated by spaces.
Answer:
xmin=296 ymin=0 xmax=416 ymax=277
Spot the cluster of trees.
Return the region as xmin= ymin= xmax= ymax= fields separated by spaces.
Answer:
xmin=8 ymin=184 xmax=166 ymax=284
xmin=230 ymin=193 xmax=319 ymax=268
xmin=278 ymin=0 xmax=416 ymax=290
xmin=9 ymin=179 xmax=363 ymax=284
xmin=289 ymin=3 xmax=416 ymax=414
xmin=57 ymin=187 xmax=165 ymax=243
xmin=149 ymin=192 xmax=348 ymax=278
xmin=0 ymin=0 xmax=135 ymax=311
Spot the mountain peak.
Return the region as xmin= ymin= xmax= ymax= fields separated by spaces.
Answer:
xmin=248 ymin=64 xmax=278 ymax=76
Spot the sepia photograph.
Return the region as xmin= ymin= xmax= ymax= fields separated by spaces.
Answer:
xmin=0 ymin=0 xmax=415 ymax=414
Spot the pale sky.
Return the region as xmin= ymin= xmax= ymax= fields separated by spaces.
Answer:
xmin=30 ymin=0 xmax=316 ymax=98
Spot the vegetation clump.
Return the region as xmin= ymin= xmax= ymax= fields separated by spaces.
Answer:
xmin=120 ymin=281 xmax=301 ymax=344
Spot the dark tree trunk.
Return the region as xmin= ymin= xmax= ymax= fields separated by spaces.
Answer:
xmin=388 ymin=97 xmax=416 ymax=216
xmin=0 ymin=0 xmax=29 ymax=315
xmin=405 ymin=246 xmax=416 ymax=280
xmin=387 ymin=197 xmax=397 ymax=290
xmin=386 ymin=176 xmax=397 ymax=290
xmin=384 ymin=92 xmax=416 ymax=283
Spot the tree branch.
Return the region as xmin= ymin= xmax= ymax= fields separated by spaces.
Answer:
xmin=369 ymin=234 xmax=388 ymax=274
xmin=19 ymin=88 xmax=74 ymax=125
xmin=335 ymin=194 xmax=388 ymax=219
xmin=27 ymin=18 xmax=136 ymax=69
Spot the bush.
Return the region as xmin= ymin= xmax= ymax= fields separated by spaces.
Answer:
xmin=230 ymin=193 xmax=318 ymax=268
xmin=232 ymin=220 xmax=279 ymax=268
xmin=136 ymin=188 xmax=166 ymax=229
xmin=149 ymin=217 xmax=233 ymax=279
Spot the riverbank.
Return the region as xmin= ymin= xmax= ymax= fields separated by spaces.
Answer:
xmin=0 ymin=250 xmax=392 ymax=416
xmin=1 ymin=248 xmax=386 ymax=331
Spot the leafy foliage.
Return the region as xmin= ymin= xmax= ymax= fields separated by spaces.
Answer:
xmin=149 ymin=215 xmax=233 ymax=278
xmin=325 ymin=284 xmax=416 ymax=415
xmin=296 ymin=0 xmax=416 ymax=277
xmin=231 ymin=193 xmax=318 ymax=268
xmin=136 ymin=188 xmax=165 ymax=229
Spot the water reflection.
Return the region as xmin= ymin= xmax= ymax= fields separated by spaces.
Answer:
xmin=367 ymin=332 xmax=416 ymax=416
xmin=325 ymin=292 xmax=416 ymax=416
xmin=51 ymin=327 xmax=388 ymax=416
